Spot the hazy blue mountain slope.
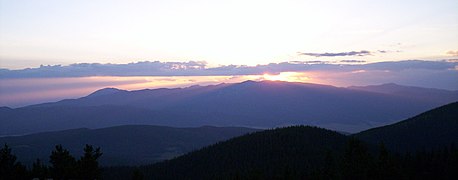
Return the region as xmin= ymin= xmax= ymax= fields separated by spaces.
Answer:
xmin=2 ymin=81 xmax=456 ymax=135
xmin=349 ymin=83 xmax=458 ymax=104
xmin=0 ymin=125 xmax=257 ymax=166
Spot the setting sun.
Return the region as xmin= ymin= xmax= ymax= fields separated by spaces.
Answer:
xmin=262 ymin=72 xmax=310 ymax=82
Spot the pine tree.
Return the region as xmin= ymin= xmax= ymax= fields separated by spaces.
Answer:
xmin=375 ymin=142 xmax=399 ymax=180
xmin=131 ymin=169 xmax=144 ymax=180
xmin=341 ymin=138 xmax=373 ymax=180
xmin=78 ymin=144 xmax=103 ymax=179
xmin=31 ymin=158 xmax=49 ymax=179
xmin=0 ymin=144 xmax=29 ymax=180
xmin=321 ymin=150 xmax=337 ymax=180
xmin=49 ymin=144 xmax=76 ymax=179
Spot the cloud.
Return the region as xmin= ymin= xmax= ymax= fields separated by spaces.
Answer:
xmin=298 ymin=50 xmax=372 ymax=57
xmin=379 ymin=50 xmax=403 ymax=53
xmin=340 ymin=60 xmax=366 ymax=63
xmin=446 ymin=50 xmax=458 ymax=56
xmin=0 ymin=61 xmax=209 ymax=78
xmin=0 ymin=60 xmax=457 ymax=78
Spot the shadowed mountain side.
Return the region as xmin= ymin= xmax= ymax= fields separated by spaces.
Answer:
xmin=0 ymin=105 xmax=251 ymax=136
xmin=102 ymin=105 xmax=458 ymax=179
xmin=349 ymin=83 xmax=458 ymax=104
xmin=134 ymin=126 xmax=350 ymax=180
xmin=355 ymin=102 xmax=458 ymax=152
xmin=0 ymin=125 xmax=257 ymax=166
xmin=87 ymin=87 xmax=128 ymax=97
xmin=1 ymin=105 xmax=170 ymax=135
xmin=30 ymin=83 xmax=231 ymax=109
xmin=2 ymin=81 xmax=457 ymax=135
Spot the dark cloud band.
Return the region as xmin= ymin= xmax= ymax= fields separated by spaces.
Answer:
xmin=298 ymin=50 xmax=371 ymax=57
xmin=340 ymin=60 xmax=366 ymax=63
xmin=0 ymin=60 xmax=456 ymax=78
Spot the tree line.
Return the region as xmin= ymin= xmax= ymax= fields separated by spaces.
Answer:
xmin=114 ymin=137 xmax=458 ymax=180
xmin=3 ymin=133 xmax=458 ymax=179
xmin=101 ymin=126 xmax=458 ymax=179
xmin=311 ymin=138 xmax=458 ymax=180
xmin=0 ymin=144 xmax=102 ymax=180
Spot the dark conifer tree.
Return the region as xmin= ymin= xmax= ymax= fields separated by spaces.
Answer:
xmin=131 ymin=168 xmax=144 ymax=180
xmin=321 ymin=150 xmax=338 ymax=180
xmin=49 ymin=144 xmax=76 ymax=179
xmin=0 ymin=144 xmax=29 ymax=180
xmin=77 ymin=144 xmax=103 ymax=179
xmin=341 ymin=138 xmax=373 ymax=180
xmin=0 ymin=143 xmax=17 ymax=179
xmin=375 ymin=143 xmax=399 ymax=180
xmin=31 ymin=158 xmax=49 ymax=179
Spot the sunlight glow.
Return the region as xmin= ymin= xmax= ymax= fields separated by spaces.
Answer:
xmin=262 ymin=72 xmax=310 ymax=82
xmin=0 ymin=73 xmax=315 ymax=107
xmin=0 ymin=75 xmax=263 ymax=107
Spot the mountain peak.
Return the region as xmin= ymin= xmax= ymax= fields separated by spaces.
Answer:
xmin=87 ymin=88 xmax=126 ymax=97
xmin=241 ymin=80 xmax=257 ymax=84
xmin=349 ymin=83 xmax=401 ymax=89
xmin=0 ymin=106 xmax=12 ymax=111
xmin=379 ymin=83 xmax=400 ymax=87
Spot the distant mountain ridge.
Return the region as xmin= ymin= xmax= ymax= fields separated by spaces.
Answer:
xmin=0 ymin=125 xmax=257 ymax=166
xmin=349 ymin=83 xmax=458 ymax=104
xmin=1 ymin=81 xmax=457 ymax=135
xmin=87 ymin=87 xmax=128 ymax=97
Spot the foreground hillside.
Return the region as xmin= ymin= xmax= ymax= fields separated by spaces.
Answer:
xmin=2 ymin=81 xmax=456 ymax=135
xmin=103 ymin=102 xmax=458 ymax=179
xmin=0 ymin=125 xmax=257 ymax=166
xmin=105 ymin=126 xmax=350 ymax=179
xmin=355 ymin=101 xmax=458 ymax=152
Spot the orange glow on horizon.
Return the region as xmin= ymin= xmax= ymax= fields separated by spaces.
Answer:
xmin=262 ymin=72 xmax=310 ymax=83
xmin=0 ymin=73 xmax=321 ymax=107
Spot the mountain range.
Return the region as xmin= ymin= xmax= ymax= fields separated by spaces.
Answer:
xmin=0 ymin=125 xmax=256 ymax=166
xmin=1 ymin=81 xmax=457 ymax=135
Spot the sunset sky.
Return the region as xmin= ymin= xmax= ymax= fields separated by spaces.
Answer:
xmin=0 ymin=0 xmax=457 ymax=107
xmin=1 ymin=0 xmax=457 ymax=69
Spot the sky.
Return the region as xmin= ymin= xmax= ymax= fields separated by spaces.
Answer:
xmin=0 ymin=0 xmax=457 ymax=107
xmin=0 ymin=0 xmax=457 ymax=69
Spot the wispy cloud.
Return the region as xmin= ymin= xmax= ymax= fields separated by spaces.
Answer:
xmin=446 ymin=50 xmax=458 ymax=56
xmin=298 ymin=50 xmax=372 ymax=57
xmin=340 ymin=60 xmax=366 ymax=63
